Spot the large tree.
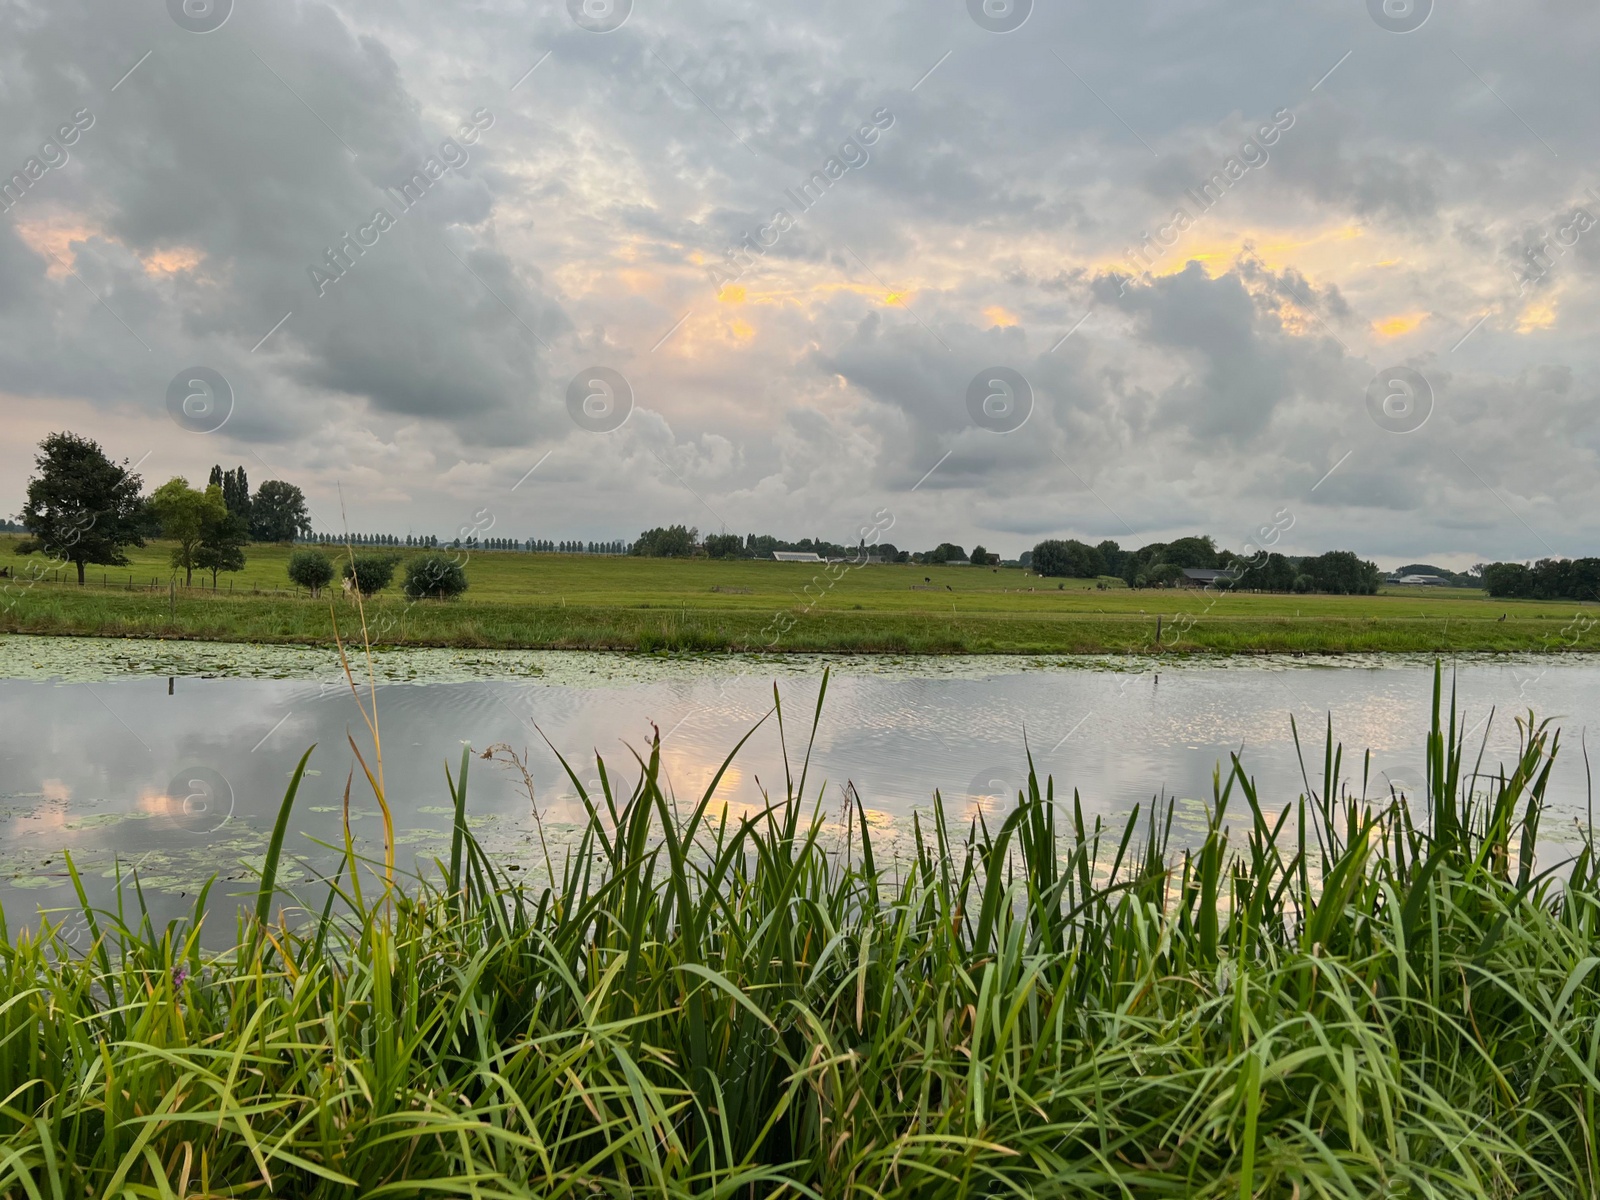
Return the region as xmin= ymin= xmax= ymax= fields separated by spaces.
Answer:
xmin=250 ymin=480 xmax=312 ymax=542
xmin=1095 ymin=540 xmax=1125 ymax=576
xmin=195 ymin=487 xmax=248 ymax=586
xmin=1160 ymin=536 xmax=1220 ymax=569
xmin=210 ymin=464 xmax=251 ymax=523
xmin=1250 ymin=552 xmax=1299 ymax=593
xmin=925 ymin=543 xmax=968 ymax=565
xmin=1300 ymin=550 xmax=1383 ymax=595
xmin=149 ymin=478 xmax=228 ymax=587
xmin=1031 ymin=538 xmax=1105 ymax=578
xmin=14 ymin=432 xmax=147 ymax=585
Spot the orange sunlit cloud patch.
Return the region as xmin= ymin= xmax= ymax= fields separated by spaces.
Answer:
xmin=14 ymin=218 xmax=204 ymax=279
xmin=1091 ymin=245 xmax=1232 ymax=285
xmin=711 ymin=279 xmax=876 ymax=313
xmin=1250 ymin=226 xmax=1362 ymax=269
xmin=1372 ymin=312 xmax=1429 ymax=338
xmin=141 ymin=246 xmax=204 ymax=276
xmin=12 ymin=218 xmax=99 ymax=276
xmin=1517 ymin=299 xmax=1557 ymax=332
xmin=1095 ymin=226 xmax=1367 ymax=289
xmin=983 ymin=305 xmax=1018 ymax=327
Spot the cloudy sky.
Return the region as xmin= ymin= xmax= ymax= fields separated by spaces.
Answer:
xmin=2 ymin=0 xmax=1596 ymax=567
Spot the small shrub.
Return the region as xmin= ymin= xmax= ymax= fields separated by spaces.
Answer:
xmin=342 ymin=553 xmax=397 ymax=596
xmin=402 ymin=552 xmax=468 ymax=601
xmin=286 ymin=547 xmax=334 ymax=597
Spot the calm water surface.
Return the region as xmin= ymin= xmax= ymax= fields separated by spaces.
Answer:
xmin=1 ymin=637 xmax=1594 ymax=933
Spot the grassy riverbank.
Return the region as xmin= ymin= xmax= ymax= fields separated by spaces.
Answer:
xmin=4 ymin=536 xmax=1596 ymax=653
xmin=0 ymin=671 xmax=1596 ymax=1196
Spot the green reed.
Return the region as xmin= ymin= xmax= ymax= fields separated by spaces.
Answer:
xmin=0 ymin=664 xmax=1596 ymax=1197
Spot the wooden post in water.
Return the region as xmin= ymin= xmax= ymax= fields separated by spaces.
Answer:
xmin=1155 ymin=614 xmax=1162 ymax=648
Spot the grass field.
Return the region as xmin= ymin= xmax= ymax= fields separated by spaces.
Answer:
xmin=0 ymin=670 xmax=1596 ymax=1195
xmin=4 ymin=535 xmax=1597 ymax=654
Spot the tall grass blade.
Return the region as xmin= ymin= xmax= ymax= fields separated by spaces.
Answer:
xmin=254 ymin=745 xmax=315 ymax=930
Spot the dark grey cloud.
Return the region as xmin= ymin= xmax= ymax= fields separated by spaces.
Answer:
xmin=0 ymin=1 xmax=556 ymax=445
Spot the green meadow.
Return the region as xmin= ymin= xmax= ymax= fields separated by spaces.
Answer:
xmin=4 ymin=535 xmax=1597 ymax=654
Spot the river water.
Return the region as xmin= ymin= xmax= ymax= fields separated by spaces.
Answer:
xmin=1 ymin=636 xmax=1594 ymax=934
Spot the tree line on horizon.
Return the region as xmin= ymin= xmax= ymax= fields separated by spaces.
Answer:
xmin=1482 ymin=558 xmax=1600 ymax=601
xmin=1029 ymin=538 xmax=1600 ymax=600
xmin=628 ymin=529 xmax=1383 ymax=596
xmin=13 ymin=432 xmax=1592 ymax=602
xmin=266 ymin=528 xmax=1600 ymax=607
xmin=515 ymin=525 xmax=1600 ymax=603
xmin=1026 ymin=536 xmax=1387 ymax=594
